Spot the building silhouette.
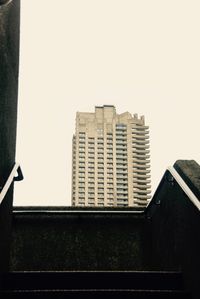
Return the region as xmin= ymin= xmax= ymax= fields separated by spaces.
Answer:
xmin=72 ymin=105 xmax=151 ymax=207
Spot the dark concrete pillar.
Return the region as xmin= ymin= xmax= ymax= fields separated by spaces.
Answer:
xmin=0 ymin=0 xmax=20 ymax=272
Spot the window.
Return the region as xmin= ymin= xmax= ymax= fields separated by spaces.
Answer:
xmin=79 ymin=132 xmax=86 ymax=136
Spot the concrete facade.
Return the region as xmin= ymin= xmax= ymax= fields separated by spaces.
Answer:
xmin=72 ymin=106 xmax=151 ymax=207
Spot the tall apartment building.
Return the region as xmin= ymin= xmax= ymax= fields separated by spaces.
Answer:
xmin=71 ymin=105 xmax=151 ymax=207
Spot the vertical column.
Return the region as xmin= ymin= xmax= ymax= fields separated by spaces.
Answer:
xmin=127 ymin=121 xmax=133 ymax=206
xmin=112 ymin=121 xmax=117 ymax=206
xmin=71 ymin=135 xmax=76 ymax=205
xmin=94 ymin=134 xmax=98 ymax=206
xmin=103 ymin=123 xmax=107 ymax=206
xmin=84 ymin=132 xmax=88 ymax=206
xmin=0 ymin=0 xmax=20 ymax=272
xmin=75 ymin=128 xmax=79 ymax=206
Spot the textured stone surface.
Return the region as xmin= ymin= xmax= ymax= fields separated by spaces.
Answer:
xmin=0 ymin=0 xmax=20 ymax=272
xmin=10 ymin=208 xmax=150 ymax=271
xmin=174 ymin=160 xmax=200 ymax=199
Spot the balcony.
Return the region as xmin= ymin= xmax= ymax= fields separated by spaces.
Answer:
xmin=132 ymin=125 xmax=149 ymax=130
xmin=132 ymin=139 xmax=150 ymax=145
xmin=132 ymin=168 xmax=151 ymax=174
xmin=131 ymin=133 xmax=149 ymax=140
xmin=131 ymin=130 xmax=149 ymax=135
xmin=116 ymin=151 xmax=127 ymax=156
xmin=132 ymin=148 xmax=150 ymax=154
xmin=133 ymin=178 xmax=151 ymax=184
xmin=132 ymin=144 xmax=150 ymax=149
xmin=133 ymin=157 xmax=151 ymax=163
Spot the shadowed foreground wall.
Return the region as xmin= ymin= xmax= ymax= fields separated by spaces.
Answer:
xmin=148 ymin=160 xmax=200 ymax=299
xmin=9 ymin=161 xmax=200 ymax=298
xmin=10 ymin=208 xmax=151 ymax=271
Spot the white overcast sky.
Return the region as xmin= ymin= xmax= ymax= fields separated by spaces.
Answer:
xmin=14 ymin=0 xmax=200 ymax=206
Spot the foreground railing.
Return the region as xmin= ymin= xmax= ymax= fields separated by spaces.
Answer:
xmin=146 ymin=164 xmax=200 ymax=218
xmin=167 ymin=166 xmax=200 ymax=211
xmin=0 ymin=163 xmax=23 ymax=206
xmin=0 ymin=163 xmax=23 ymax=273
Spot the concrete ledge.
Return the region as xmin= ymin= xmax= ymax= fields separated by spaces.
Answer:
xmin=174 ymin=160 xmax=200 ymax=200
xmin=10 ymin=207 xmax=149 ymax=272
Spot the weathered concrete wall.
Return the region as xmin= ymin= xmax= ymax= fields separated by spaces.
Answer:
xmin=0 ymin=0 xmax=20 ymax=178
xmin=174 ymin=160 xmax=200 ymax=199
xmin=0 ymin=0 xmax=20 ymax=272
xmin=10 ymin=208 xmax=150 ymax=271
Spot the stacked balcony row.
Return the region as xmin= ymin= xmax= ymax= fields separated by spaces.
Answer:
xmin=131 ymin=124 xmax=151 ymax=206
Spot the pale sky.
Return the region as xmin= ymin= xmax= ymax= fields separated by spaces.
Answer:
xmin=14 ymin=0 xmax=200 ymax=206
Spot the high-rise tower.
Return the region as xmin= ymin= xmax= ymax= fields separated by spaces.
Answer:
xmin=72 ymin=106 xmax=151 ymax=207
